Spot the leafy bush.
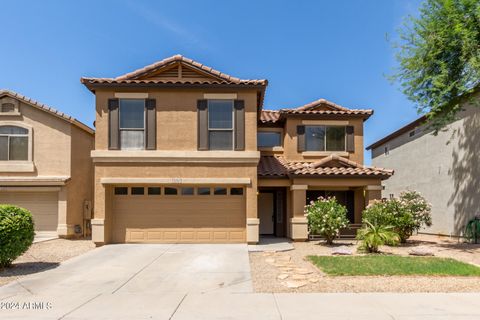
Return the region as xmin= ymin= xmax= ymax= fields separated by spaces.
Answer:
xmin=362 ymin=191 xmax=432 ymax=243
xmin=357 ymin=220 xmax=399 ymax=253
xmin=465 ymin=216 xmax=480 ymax=244
xmin=0 ymin=205 xmax=35 ymax=267
xmin=305 ymin=197 xmax=349 ymax=245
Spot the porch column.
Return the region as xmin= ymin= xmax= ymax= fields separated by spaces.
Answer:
xmin=56 ymin=186 xmax=71 ymax=238
xmin=290 ymin=185 xmax=308 ymax=241
xmin=246 ymin=183 xmax=259 ymax=244
xmin=364 ymin=185 xmax=383 ymax=206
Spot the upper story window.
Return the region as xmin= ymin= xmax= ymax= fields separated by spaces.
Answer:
xmin=0 ymin=125 xmax=29 ymax=161
xmin=119 ymin=99 xmax=145 ymax=150
xmin=305 ymin=125 xmax=346 ymax=152
xmin=208 ymin=100 xmax=234 ymax=150
xmin=258 ymin=131 xmax=281 ymax=148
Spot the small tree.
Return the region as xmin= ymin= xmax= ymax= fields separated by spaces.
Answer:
xmin=305 ymin=197 xmax=349 ymax=245
xmin=357 ymin=220 xmax=399 ymax=253
xmin=392 ymin=0 xmax=480 ymax=132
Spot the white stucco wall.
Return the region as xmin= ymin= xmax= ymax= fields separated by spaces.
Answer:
xmin=371 ymin=97 xmax=480 ymax=236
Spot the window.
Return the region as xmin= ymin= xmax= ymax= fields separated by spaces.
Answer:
xmin=384 ymin=146 xmax=390 ymax=156
xmin=148 ymin=187 xmax=161 ymax=195
xmin=208 ymin=100 xmax=233 ymax=150
xmin=409 ymin=130 xmax=415 ymax=137
xmin=114 ymin=187 xmax=128 ymax=195
xmin=230 ymin=188 xmax=244 ymax=195
xmin=119 ymin=99 xmax=145 ymax=150
xmin=0 ymin=126 xmax=29 ymax=161
xmin=164 ymin=187 xmax=178 ymax=195
xmin=131 ymin=187 xmax=144 ymax=195
xmin=1 ymin=103 xmax=15 ymax=113
xmin=258 ymin=132 xmax=281 ymax=148
xmin=214 ymin=187 xmax=227 ymax=195
xmin=305 ymin=126 xmax=345 ymax=152
xmin=197 ymin=187 xmax=211 ymax=195
xmin=181 ymin=187 xmax=194 ymax=195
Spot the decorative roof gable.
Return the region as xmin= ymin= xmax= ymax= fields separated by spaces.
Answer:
xmin=81 ymin=54 xmax=267 ymax=86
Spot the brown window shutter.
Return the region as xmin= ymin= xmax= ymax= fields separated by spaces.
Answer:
xmin=234 ymin=100 xmax=245 ymax=151
xmin=197 ymin=100 xmax=208 ymax=150
xmin=346 ymin=125 xmax=355 ymax=152
xmin=108 ymin=98 xmax=119 ymax=150
xmin=145 ymin=99 xmax=156 ymax=150
xmin=297 ymin=125 xmax=305 ymax=152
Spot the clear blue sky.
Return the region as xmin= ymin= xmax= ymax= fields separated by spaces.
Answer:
xmin=0 ymin=0 xmax=423 ymax=163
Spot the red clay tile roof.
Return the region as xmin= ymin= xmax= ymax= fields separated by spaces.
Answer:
xmin=260 ymin=98 xmax=373 ymax=123
xmin=294 ymin=98 xmax=352 ymax=111
xmin=259 ymin=110 xmax=281 ymax=123
xmin=280 ymin=109 xmax=373 ymax=116
xmin=0 ymin=89 xmax=94 ymax=134
xmin=81 ymin=54 xmax=267 ymax=86
xmin=258 ymin=155 xmax=393 ymax=179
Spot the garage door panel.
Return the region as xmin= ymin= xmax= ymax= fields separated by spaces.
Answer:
xmin=113 ymin=190 xmax=246 ymax=243
xmin=0 ymin=192 xmax=58 ymax=232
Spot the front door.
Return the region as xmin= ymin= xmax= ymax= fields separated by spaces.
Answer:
xmin=258 ymin=192 xmax=274 ymax=235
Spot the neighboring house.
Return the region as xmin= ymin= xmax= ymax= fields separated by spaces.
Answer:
xmin=81 ymin=54 xmax=392 ymax=245
xmin=367 ymin=93 xmax=480 ymax=237
xmin=0 ymin=90 xmax=94 ymax=238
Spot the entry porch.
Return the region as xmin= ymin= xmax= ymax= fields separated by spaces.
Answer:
xmin=258 ymin=179 xmax=384 ymax=241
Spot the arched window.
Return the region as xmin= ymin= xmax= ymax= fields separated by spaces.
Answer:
xmin=0 ymin=125 xmax=29 ymax=161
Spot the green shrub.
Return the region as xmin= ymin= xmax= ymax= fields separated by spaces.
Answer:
xmin=357 ymin=220 xmax=399 ymax=253
xmin=0 ymin=205 xmax=35 ymax=267
xmin=305 ymin=197 xmax=349 ymax=245
xmin=361 ymin=191 xmax=432 ymax=243
xmin=465 ymin=216 xmax=480 ymax=244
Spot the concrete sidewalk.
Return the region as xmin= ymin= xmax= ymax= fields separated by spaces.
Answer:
xmin=1 ymin=292 xmax=480 ymax=319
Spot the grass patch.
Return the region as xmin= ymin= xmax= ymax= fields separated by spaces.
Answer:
xmin=307 ymin=255 xmax=480 ymax=276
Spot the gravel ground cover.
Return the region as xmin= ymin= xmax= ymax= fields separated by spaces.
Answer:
xmin=249 ymin=234 xmax=480 ymax=293
xmin=0 ymin=239 xmax=95 ymax=286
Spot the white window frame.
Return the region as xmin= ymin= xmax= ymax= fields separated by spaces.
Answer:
xmin=119 ymin=99 xmax=146 ymax=150
xmin=207 ymin=99 xmax=235 ymax=150
xmin=305 ymin=125 xmax=346 ymax=152
xmin=0 ymin=122 xmax=32 ymax=162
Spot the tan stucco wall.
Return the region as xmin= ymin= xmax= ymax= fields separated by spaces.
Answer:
xmin=66 ymin=126 xmax=94 ymax=233
xmin=0 ymin=101 xmax=71 ymax=177
xmin=283 ymin=117 xmax=365 ymax=163
xmin=94 ymin=88 xmax=259 ymax=151
xmin=93 ymin=163 xmax=257 ymax=244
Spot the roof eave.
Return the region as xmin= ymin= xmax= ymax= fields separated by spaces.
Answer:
xmin=366 ymin=115 xmax=427 ymax=150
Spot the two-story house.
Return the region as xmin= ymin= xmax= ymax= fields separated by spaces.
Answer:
xmin=81 ymin=54 xmax=392 ymax=245
xmin=0 ymin=90 xmax=94 ymax=239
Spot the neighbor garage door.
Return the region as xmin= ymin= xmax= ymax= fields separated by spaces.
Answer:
xmin=0 ymin=191 xmax=58 ymax=232
xmin=112 ymin=186 xmax=246 ymax=243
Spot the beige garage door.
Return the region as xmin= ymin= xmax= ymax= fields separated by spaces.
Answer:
xmin=112 ymin=186 xmax=246 ymax=243
xmin=0 ymin=192 xmax=58 ymax=232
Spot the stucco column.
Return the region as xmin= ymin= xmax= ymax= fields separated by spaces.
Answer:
xmin=365 ymin=185 xmax=383 ymax=206
xmin=246 ymin=181 xmax=259 ymax=244
xmin=290 ymin=185 xmax=308 ymax=241
xmin=56 ymin=186 xmax=72 ymax=238
xmin=92 ymin=181 xmax=109 ymax=246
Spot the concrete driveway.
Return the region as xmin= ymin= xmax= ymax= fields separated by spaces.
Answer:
xmin=0 ymin=244 xmax=252 ymax=319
